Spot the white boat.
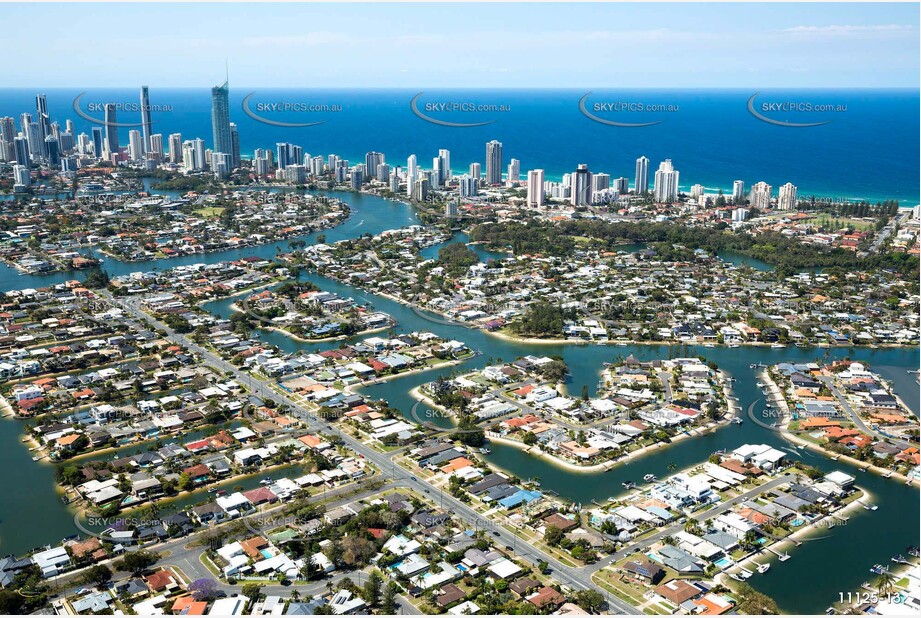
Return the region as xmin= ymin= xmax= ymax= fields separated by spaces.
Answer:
xmin=703 ymin=343 xmax=715 ymax=348
xmin=757 ymin=563 xmax=770 ymax=574
xmin=727 ymin=342 xmax=740 ymax=348
xmin=771 ymin=343 xmax=785 ymax=349
xmin=643 ymin=474 xmax=657 ymax=482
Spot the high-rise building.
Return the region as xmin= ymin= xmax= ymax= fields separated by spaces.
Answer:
xmin=431 ymin=157 xmax=442 ymax=189
xmin=44 ymin=136 xmax=60 ymax=167
xmin=229 ymin=123 xmax=240 ymax=168
xmin=58 ymin=131 xmax=74 ymax=153
xmin=35 ymin=94 xmax=51 ymax=154
xmin=76 ymin=133 xmax=91 ymax=156
xmin=25 ymin=120 xmax=43 ymax=161
xmin=635 ymin=156 xmax=649 ymax=194
xmin=437 ymin=149 xmax=451 ymax=183
xmin=485 ymin=140 xmax=502 ymax=185
xmin=690 ymin=184 xmax=705 ymax=199
xmin=91 ymin=127 xmax=104 ymax=159
xmin=149 ymin=134 xmax=164 ymax=160
xmin=445 ymin=201 xmax=458 ymax=218
xmin=614 ymin=177 xmax=630 ymax=194
xmin=458 ymin=174 xmax=478 ymax=198
xmin=168 ymin=133 xmax=182 ymax=164
xmin=212 ymin=152 xmax=232 ymax=178
xmin=192 ymin=138 xmax=206 ymax=170
xmin=731 ymin=208 xmax=750 ymax=222
xmin=732 ymin=180 xmax=745 ymax=204
xmin=211 ymin=80 xmax=232 ymax=166
xmin=13 ymin=164 xmax=30 ymax=187
xmin=407 ymin=154 xmax=417 ymax=178
xmin=749 ymin=181 xmax=772 ymax=210
xmin=350 ymin=165 xmax=364 ymax=190
xmin=0 ymin=117 xmax=14 ymax=161
xmin=182 ymin=142 xmax=196 ymax=171
xmin=469 ymin=162 xmax=481 ymax=180
xmin=13 ymin=136 xmax=30 ymax=166
xmin=377 ymin=163 xmax=390 ymax=184
xmin=778 ymin=182 xmax=798 ymax=211
xmin=389 ymin=173 xmax=400 ymax=194
xmin=507 ymin=158 xmax=520 ymax=186
xmin=592 ymin=173 xmax=611 ymax=192
xmin=140 ymin=86 xmax=153 ymax=153
xmin=276 ymin=143 xmax=290 ymax=170
xmin=365 ymin=151 xmax=384 ymax=179
xmin=412 ymin=177 xmax=430 ymax=201
xmin=284 ymin=164 xmax=306 ymax=184
xmin=128 ymin=130 xmax=144 ymax=161
xmin=527 ymin=169 xmax=545 ymax=208
xmin=653 ymin=159 xmax=679 ymax=202
xmin=104 ymin=104 xmax=119 ymax=155
xmin=571 ymin=164 xmax=592 ymax=206
xmin=254 ymin=157 xmax=270 ymax=176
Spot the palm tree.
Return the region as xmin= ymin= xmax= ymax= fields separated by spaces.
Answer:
xmin=875 ymin=572 xmax=895 ymax=597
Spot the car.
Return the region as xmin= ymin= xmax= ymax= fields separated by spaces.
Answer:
xmin=505 ymin=545 xmax=514 ymax=551
xmin=411 ymin=476 xmax=418 ymax=481
xmin=424 ymin=489 xmax=430 ymax=494
xmin=492 ymin=531 xmax=500 ymax=537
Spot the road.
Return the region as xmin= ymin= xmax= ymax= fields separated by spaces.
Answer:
xmin=860 ymin=210 xmax=910 ymax=257
xmin=819 ymin=375 xmax=912 ymax=450
xmin=102 ymin=291 xmax=642 ymax=614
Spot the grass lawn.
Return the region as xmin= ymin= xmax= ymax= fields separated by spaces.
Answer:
xmin=193 ymin=206 xmax=226 ymax=217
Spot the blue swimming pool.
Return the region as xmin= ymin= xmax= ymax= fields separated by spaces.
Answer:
xmin=714 ymin=557 xmax=733 ymax=569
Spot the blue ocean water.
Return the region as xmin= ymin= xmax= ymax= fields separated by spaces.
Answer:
xmin=2 ymin=88 xmax=918 ymax=204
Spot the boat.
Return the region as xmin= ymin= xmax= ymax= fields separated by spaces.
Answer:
xmin=757 ymin=563 xmax=770 ymax=574
xmin=728 ymin=573 xmax=744 ymax=581
xmin=480 ymin=448 xmax=491 ymax=455
xmin=703 ymin=343 xmax=715 ymax=348
xmin=643 ymin=474 xmax=657 ymax=482
xmin=260 ymin=478 xmax=273 ymax=485
xmin=216 ymin=490 xmax=227 ymax=497
xmin=756 ymin=382 xmax=766 ymax=388
xmin=730 ymin=417 xmax=743 ymax=425
xmin=771 ymin=343 xmax=785 ymax=349
xmin=727 ymin=342 xmax=740 ymax=348
xmin=622 ymin=481 xmax=635 ymax=490
xmin=870 ymin=564 xmax=884 ymax=574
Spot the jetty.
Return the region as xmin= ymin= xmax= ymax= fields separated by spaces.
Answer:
xmin=767 ymin=546 xmax=792 ymax=561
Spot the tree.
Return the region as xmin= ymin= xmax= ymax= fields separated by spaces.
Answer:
xmin=81 ymin=565 xmax=112 ymax=587
xmin=735 ymin=583 xmax=780 ymax=614
xmin=544 ymin=525 xmax=564 ymax=547
xmin=575 ymin=589 xmax=606 ymax=613
xmin=363 ymin=572 xmax=382 ymax=607
xmin=188 ymin=578 xmax=219 ymax=602
xmin=381 ymin=582 xmax=398 ymax=614
xmin=241 ymin=583 xmax=263 ymax=604
xmin=876 ymin=572 xmax=895 ymax=597
xmin=117 ymin=550 xmax=159 ymax=575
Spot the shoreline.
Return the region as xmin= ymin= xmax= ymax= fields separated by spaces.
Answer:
xmin=759 ymin=369 xmax=919 ymax=486
xmin=227 ymin=300 xmax=393 ymax=344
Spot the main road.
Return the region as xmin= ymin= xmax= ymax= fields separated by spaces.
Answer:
xmin=101 ymin=291 xmax=642 ymax=614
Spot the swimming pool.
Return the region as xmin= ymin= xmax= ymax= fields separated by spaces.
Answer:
xmin=260 ymin=549 xmax=273 ymax=559
xmin=714 ymin=557 xmax=733 ymax=569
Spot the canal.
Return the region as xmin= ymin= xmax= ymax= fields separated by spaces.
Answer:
xmin=0 ymin=190 xmax=917 ymax=614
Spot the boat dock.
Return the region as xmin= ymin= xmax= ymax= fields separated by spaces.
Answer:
xmin=767 ymin=546 xmax=792 ymax=561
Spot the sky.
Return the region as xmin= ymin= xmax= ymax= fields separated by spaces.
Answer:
xmin=3 ymin=2 xmax=919 ymax=88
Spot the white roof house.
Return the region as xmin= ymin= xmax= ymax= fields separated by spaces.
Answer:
xmin=488 ymin=558 xmax=523 ymax=579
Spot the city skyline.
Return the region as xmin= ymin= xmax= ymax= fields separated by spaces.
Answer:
xmin=2 ymin=3 xmax=918 ymax=88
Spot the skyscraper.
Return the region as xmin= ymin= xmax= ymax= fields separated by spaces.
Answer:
xmin=229 ymin=123 xmax=240 ymax=168
xmin=365 ymin=151 xmax=384 ymax=179
xmin=0 ymin=117 xmax=14 ymax=161
xmin=437 ymin=149 xmax=451 ymax=183
xmin=35 ymin=94 xmax=51 ymax=155
xmin=104 ymin=104 xmax=119 ymax=155
xmin=507 ymin=158 xmax=520 ymax=186
xmin=149 ymin=134 xmax=164 ymax=160
xmin=211 ymin=80 xmax=232 ymax=166
xmin=571 ymin=164 xmax=592 ymax=206
xmin=44 ymin=136 xmax=60 ymax=167
xmin=128 ymin=130 xmax=144 ymax=161
xmin=140 ymin=86 xmax=153 ymax=153
xmin=91 ymin=127 xmax=104 ymax=159
xmin=732 ymin=180 xmax=745 ymax=204
xmin=13 ymin=136 xmax=29 ymax=166
xmin=485 ymin=140 xmax=502 ymax=185
xmin=458 ymin=174 xmax=477 ymax=198
xmin=778 ymin=182 xmax=798 ymax=211
xmin=168 ymin=133 xmax=182 ymax=164
xmin=749 ymin=181 xmax=772 ymax=210
xmin=653 ymin=159 xmax=679 ymax=202
xmin=635 ymin=156 xmax=649 ymax=194
xmin=527 ymin=169 xmax=545 ymax=208
xmin=469 ymin=162 xmax=481 ymax=180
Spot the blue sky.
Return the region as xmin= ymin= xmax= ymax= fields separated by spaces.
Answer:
xmin=5 ymin=2 xmax=918 ymax=87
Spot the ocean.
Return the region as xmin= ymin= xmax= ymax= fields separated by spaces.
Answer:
xmin=1 ymin=87 xmax=918 ymax=204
